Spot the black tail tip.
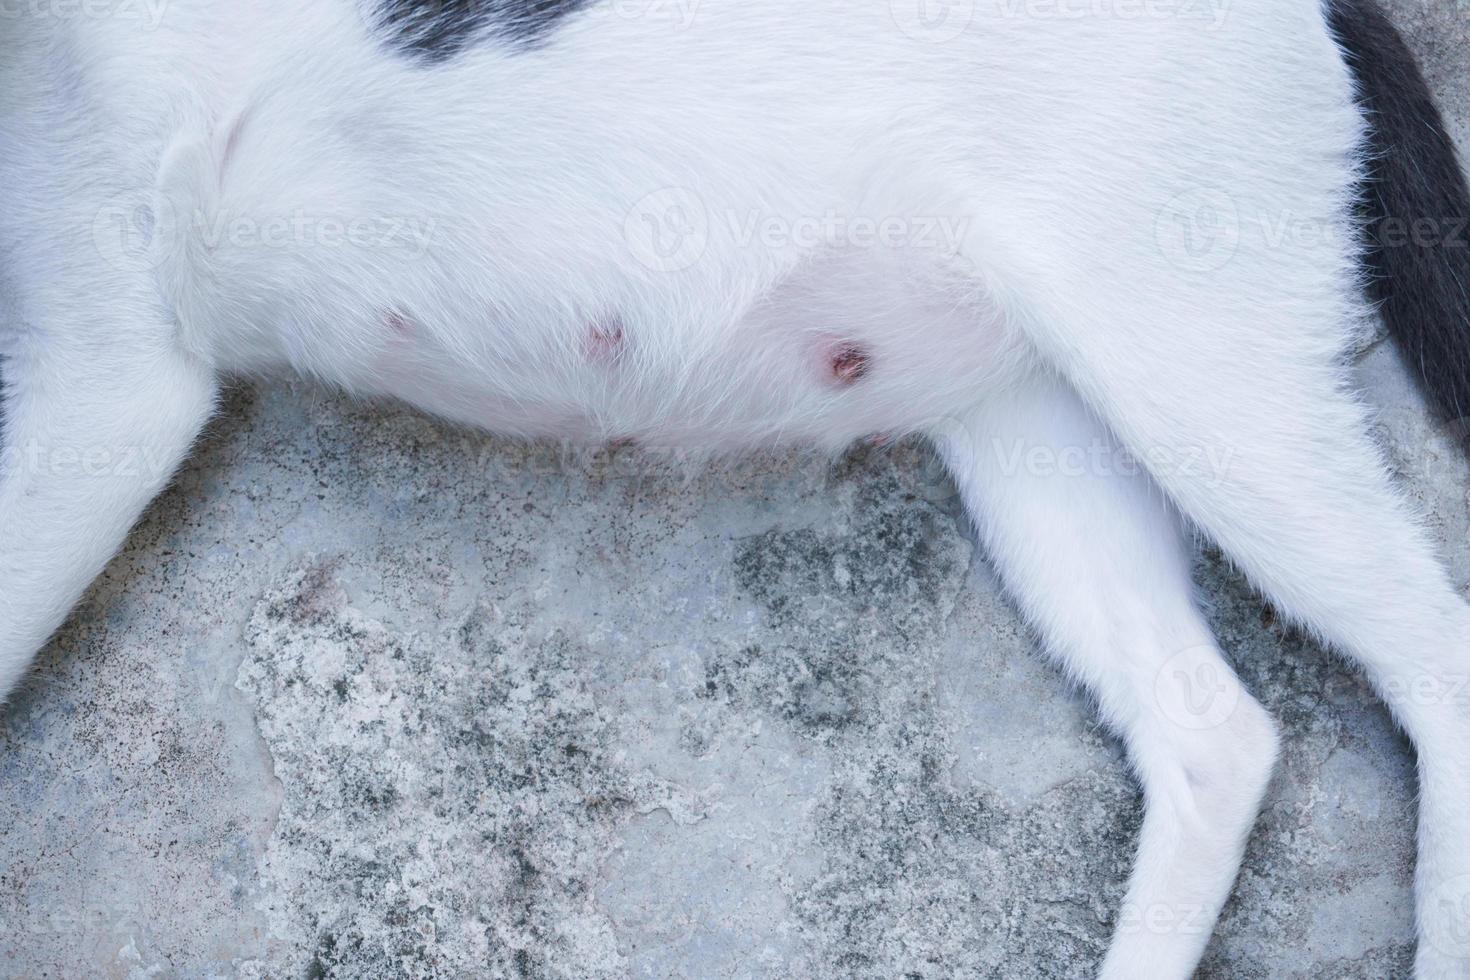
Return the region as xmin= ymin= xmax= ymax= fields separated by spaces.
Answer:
xmin=1329 ymin=0 xmax=1470 ymax=431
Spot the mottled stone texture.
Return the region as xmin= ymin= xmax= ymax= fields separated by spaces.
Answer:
xmin=2 ymin=6 xmax=1468 ymax=978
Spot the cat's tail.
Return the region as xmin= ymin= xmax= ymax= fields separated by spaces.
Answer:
xmin=1329 ymin=0 xmax=1470 ymax=429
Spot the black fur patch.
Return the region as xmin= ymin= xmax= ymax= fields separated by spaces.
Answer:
xmin=1330 ymin=0 xmax=1470 ymax=429
xmin=375 ymin=0 xmax=597 ymax=63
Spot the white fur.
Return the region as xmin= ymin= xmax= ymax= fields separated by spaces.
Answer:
xmin=1 ymin=1 xmax=1467 ymax=975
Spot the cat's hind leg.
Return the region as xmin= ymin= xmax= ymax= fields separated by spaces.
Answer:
xmin=936 ymin=374 xmax=1280 ymax=980
xmin=1002 ymin=193 xmax=1470 ymax=979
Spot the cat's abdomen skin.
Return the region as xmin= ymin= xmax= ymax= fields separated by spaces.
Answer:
xmin=355 ymin=245 xmax=1030 ymax=451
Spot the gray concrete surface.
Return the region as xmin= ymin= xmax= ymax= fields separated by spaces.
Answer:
xmin=2 ymin=4 xmax=1468 ymax=977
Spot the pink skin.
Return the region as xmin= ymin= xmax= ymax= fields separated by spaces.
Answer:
xmin=824 ymin=339 xmax=871 ymax=386
xmin=585 ymin=314 xmax=626 ymax=363
xmin=383 ymin=312 xmax=877 ymax=449
xmin=584 ymin=314 xmax=631 ymax=449
xmin=384 ymin=310 xmax=417 ymax=338
xmin=820 ymin=336 xmax=885 ymax=443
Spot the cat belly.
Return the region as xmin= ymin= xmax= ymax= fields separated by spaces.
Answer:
xmin=359 ymin=246 xmax=1028 ymax=452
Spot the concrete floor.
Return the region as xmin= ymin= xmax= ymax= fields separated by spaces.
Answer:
xmin=2 ymin=4 xmax=1469 ymax=977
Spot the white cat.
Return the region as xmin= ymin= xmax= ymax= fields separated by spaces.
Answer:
xmin=1 ymin=0 xmax=1467 ymax=974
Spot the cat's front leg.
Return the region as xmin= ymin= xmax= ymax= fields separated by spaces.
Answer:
xmin=933 ymin=374 xmax=1280 ymax=979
